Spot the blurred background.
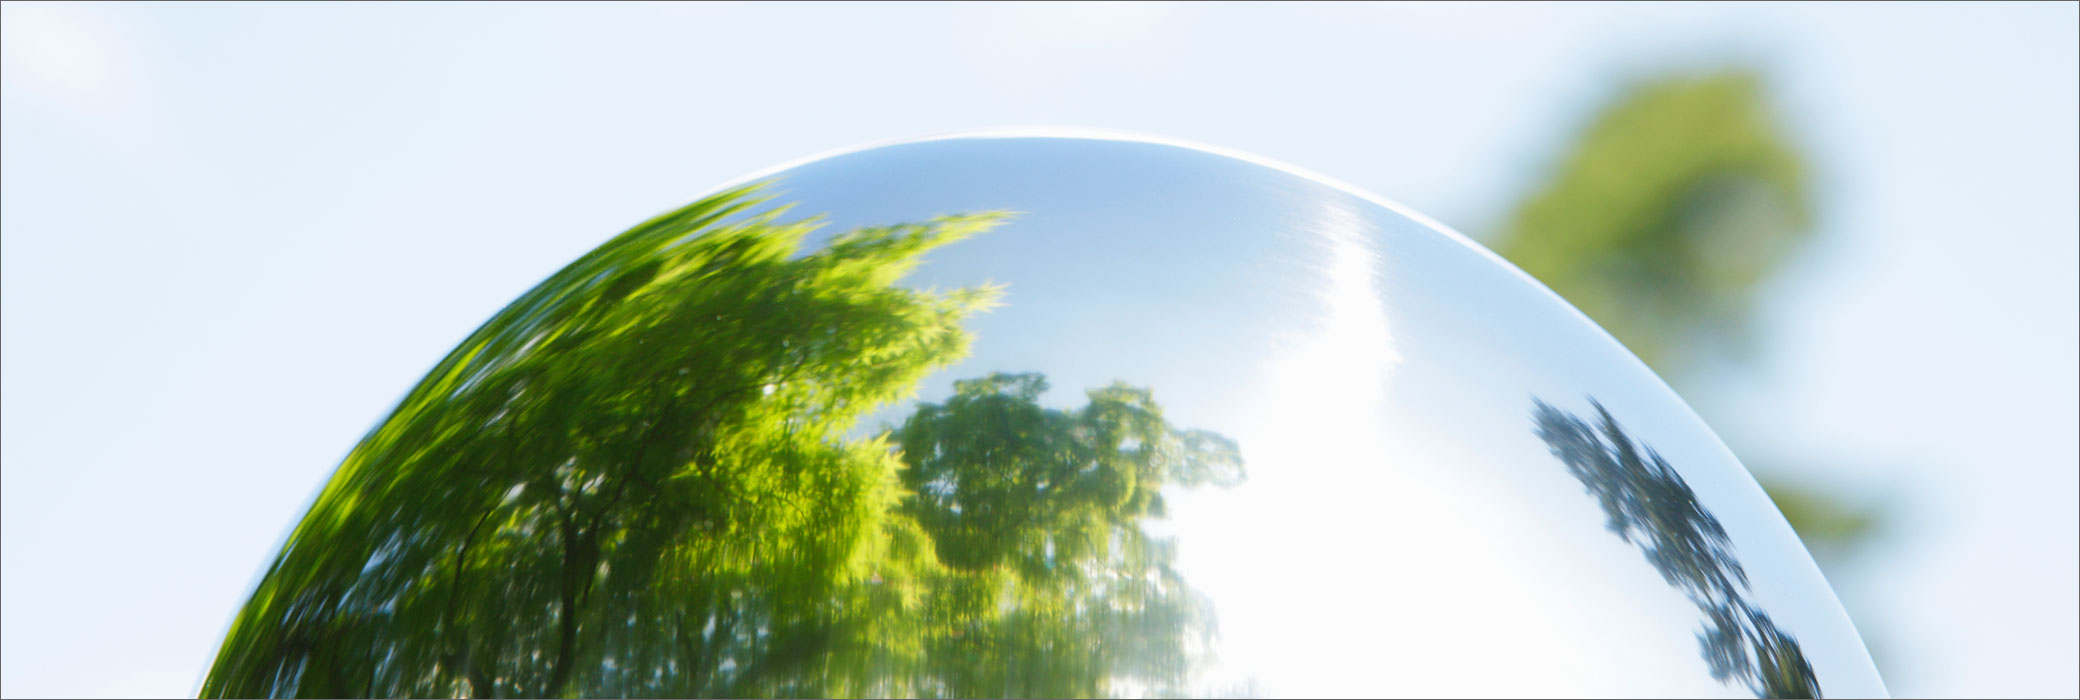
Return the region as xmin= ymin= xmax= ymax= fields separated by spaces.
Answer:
xmin=1 ymin=2 xmax=2073 ymax=697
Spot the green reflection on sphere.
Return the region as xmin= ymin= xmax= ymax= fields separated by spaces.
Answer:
xmin=202 ymin=185 xmax=1243 ymax=698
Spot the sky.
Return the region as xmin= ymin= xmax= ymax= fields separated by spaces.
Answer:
xmin=0 ymin=2 xmax=2073 ymax=697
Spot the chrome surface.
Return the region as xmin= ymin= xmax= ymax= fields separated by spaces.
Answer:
xmin=203 ymin=135 xmax=1886 ymax=698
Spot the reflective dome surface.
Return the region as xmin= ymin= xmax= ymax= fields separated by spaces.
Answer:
xmin=203 ymin=135 xmax=1885 ymax=698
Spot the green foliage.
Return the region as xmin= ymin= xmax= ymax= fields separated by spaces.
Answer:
xmin=1489 ymin=70 xmax=1889 ymax=567
xmin=1494 ymin=71 xmax=1810 ymax=372
xmin=881 ymin=372 xmax=1245 ymax=697
xmin=1755 ymin=480 xmax=1883 ymax=558
xmin=201 ymin=185 xmax=1239 ymax=699
xmin=201 ymin=185 xmax=1002 ymax=697
xmin=896 ymin=373 xmax=1243 ymax=573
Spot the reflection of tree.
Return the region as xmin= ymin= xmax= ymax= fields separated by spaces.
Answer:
xmin=886 ymin=372 xmax=1244 ymax=697
xmin=1532 ymin=398 xmax=1819 ymax=699
xmin=1490 ymin=69 xmax=1884 ymax=601
xmin=201 ymin=184 xmax=1238 ymax=698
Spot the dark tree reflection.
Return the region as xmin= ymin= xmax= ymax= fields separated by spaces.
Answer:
xmin=889 ymin=372 xmax=1244 ymax=697
xmin=1532 ymin=398 xmax=1820 ymax=699
xmin=202 ymin=185 xmax=1238 ymax=698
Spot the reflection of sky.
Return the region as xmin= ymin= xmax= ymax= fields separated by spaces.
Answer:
xmin=761 ymin=138 xmax=1326 ymax=435
xmin=752 ymin=137 xmax=1880 ymax=697
xmin=2 ymin=3 xmax=2072 ymax=697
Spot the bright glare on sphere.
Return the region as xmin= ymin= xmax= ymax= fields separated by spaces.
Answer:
xmin=202 ymin=134 xmax=1886 ymax=699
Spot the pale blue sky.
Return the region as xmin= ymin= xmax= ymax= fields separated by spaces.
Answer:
xmin=1 ymin=2 xmax=2073 ymax=697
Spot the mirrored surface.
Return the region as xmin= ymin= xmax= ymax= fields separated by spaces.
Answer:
xmin=202 ymin=135 xmax=1886 ymax=698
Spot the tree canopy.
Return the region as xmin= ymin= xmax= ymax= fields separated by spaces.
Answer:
xmin=1489 ymin=69 xmax=1884 ymax=586
xmin=201 ymin=186 xmax=1241 ymax=698
xmin=884 ymin=372 xmax=1244 ymax=697
xmin=1494 ymin=71 xmax=1811 ymax=374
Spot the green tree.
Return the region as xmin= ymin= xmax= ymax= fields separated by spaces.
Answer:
xmin=1494 ymin=71 xmax=1810 ymax=373
xmin=202 ymin=185 xmax=1006 ymax=697
xmin=202 ymin=185 xmax=1242 ymax=699
xmin=1489 ymin=70 xmax=1883 ymax=561
xmin=882 ymin=372 xmax=1244 ymax=697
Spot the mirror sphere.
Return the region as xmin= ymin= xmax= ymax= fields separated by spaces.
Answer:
xmin=203 ymin=135 xmax=1885 ymax=698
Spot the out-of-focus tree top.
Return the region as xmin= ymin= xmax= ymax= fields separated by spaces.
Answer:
xmin=1495 ymin=71 xmax=1812 ymax=375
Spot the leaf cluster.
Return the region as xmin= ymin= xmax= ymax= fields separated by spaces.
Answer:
xmin=202 ymin=186 xmax=1238 ymax=699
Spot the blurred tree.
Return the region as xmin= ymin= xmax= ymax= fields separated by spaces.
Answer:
xmin=1489 ymin=70 xmax=1883 ymax=562
xmin=1494 ymin=71 xmax=1809 ymax=373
